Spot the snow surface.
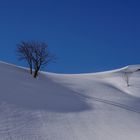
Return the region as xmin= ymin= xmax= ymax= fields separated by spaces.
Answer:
xmin=0 ymin=62 xmax=140 ymax=140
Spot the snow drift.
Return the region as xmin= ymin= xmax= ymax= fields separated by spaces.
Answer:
xmin=0 ymin=61 xmax=140 ymax=140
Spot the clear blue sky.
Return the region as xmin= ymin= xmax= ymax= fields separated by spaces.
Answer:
xmin=0 ymin=0 xmax=140 ymax=73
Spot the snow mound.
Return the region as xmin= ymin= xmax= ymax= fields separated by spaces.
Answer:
xmin=0 ymin=62 xmax=140 ymax=140
xmin=122 ymin=64 xmax=140 ymax=72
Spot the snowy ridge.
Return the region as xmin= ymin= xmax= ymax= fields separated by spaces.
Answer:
xmin=0 ymin=62 xmax=140 ymax=140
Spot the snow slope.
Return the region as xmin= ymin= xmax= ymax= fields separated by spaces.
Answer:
xmin=0 ymin=62 xmax=140 ymax=140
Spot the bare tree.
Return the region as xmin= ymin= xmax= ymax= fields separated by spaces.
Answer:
xmin=123 ymin=69 xmax=133 ymax=87
xmin=17 ymin=41 xmax=33 ymax=74
xmin=17 ymin=41 xmax=55 ymax=78
xmin=31 ymin=42 xmax=55 ymax=78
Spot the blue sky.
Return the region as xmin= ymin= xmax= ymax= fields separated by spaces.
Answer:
xmin=0 ymin=0 xmax=140 ymax=73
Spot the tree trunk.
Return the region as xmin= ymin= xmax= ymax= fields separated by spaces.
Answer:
xmin=34 ymin=69 xmax=38 ymax=78
xmin=28 ymin=61 xmax=33 ymax=75
xmin=30 ymin=65 xmax=33 ymax=75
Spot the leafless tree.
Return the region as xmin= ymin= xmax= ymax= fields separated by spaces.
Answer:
xmin=17 ymin=41 xmax=33 ymax=74
xmin=123 ymin=69 xmax=133 ymax=87
xmin=31 ymin=42 xmax=55 ymax=78
xmin=17 ymin=41 xmax=55 ymax=78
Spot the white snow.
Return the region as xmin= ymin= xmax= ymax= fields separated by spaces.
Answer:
xmin=0 ymin=62 xmax=140 ymax=140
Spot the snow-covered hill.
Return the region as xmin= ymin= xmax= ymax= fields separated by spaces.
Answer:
xmin=0 ymin=61 xmax=140 ymax=140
